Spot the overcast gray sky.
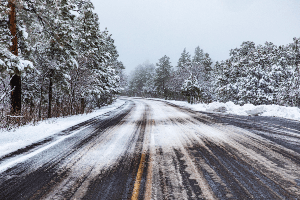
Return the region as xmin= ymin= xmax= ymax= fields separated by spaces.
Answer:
xmin=90 ymin=0 xmax=300 ymax=73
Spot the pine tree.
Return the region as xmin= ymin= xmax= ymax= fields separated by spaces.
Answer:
xmin=177 ymin=48 xmax=191 ymax=69
xmin=215 ymin=42 xmax=257 ymax=104
xmin=190 ymin=47 xmax=213 ymax=102
xmin=155 ymin=55 xmax=172 ymax=98
xmin=0 ymin=0 xmax=34 ymax=115
xmin=192 ymin=46 xmax=204 ymax=63
xmin=0 ymin=1 xmax=13 ymax=74
xmin=1 ymin=0 xmax=124 ymax=122
xmin=278 ymin=38 xmax=300 ymax=106
xmin=127 ymin=62 xmax=155 ymax=96
xmin=215 ymin=41 xmax=286 ymax=105
xmin=142 ymin=62 xmax=156 ymax=96
xmin=190 ymin=46 xmax=204 ymax=80
xmin=181 ymin=75 xmax=201 ymax=104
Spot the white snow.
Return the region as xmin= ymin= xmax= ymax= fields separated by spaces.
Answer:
xmin=0 ymin=127 xmax=85 ymax=173
xmin=19 ymin=26 xmax=28 ymax=39
xmin=17 ymin=59 xmax=34 ymax=71
xmin=159 ymin=99 xmax=300 ymax=121
xmin=70 ymin=10 xmax=79 ymax=17
xmin=0 ymin=99 xmax=126 ymax=159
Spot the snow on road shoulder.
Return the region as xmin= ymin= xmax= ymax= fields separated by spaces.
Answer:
xmin=0 ymin=99 xmax=126 ymax=158
xmin=154 ymin=98 xmax=300 ymax=121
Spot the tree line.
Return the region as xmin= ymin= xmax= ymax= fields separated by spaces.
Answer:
xmin=0 ymin=0 xmax=125 ymax=129
xmin=126 ymin=38 xmax=300 ymax=106
xmin=126 ymin=46 xmax=213 ymax=104
xmin=215 ymin=39 xmax=300 ymax=106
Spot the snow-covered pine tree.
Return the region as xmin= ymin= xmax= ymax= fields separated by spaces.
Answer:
xmin=279 ymin=38 xmax=300 ymax=106
xmin=177 ymin=48 xmax=191 ymax=69
xmin=0 ymin=0 xmax=124 ymax=128
xmin=214 ymin=41 xmax=257 ymax=104
xmin=0 ymin=0 xmax=13 ymax=77
xmin=215 ymin=41 xmax=291 ymax=105
xmin=155 ymin=55 xmax=172 ymax=98
xmin=214 ymin=60 xmax=233 ymax=102
xmin=127 ymin=62 xmax=155 ymax=97
xmin=113 ymin=61 xmax=126 ymax=94
xmin=181 ymin=75 xmax=201 ymax=104
xmin=203 ymin=53 xmax=213 ymax=80
xmin=45 ymin=0 xmax=79 ymax=117
xmin=141 ymin=62 xmax=156 ymax=97
xmin=0 ymin=0 xmax=33 ymax=115
xmin=168 ymin=48 xmax=191 ymax=98
xmin=200 ymin=53 xmax=213 ymax=102
xmin=244 ymin=42 xmax=275 ymax=105
xmin=10 ymin=0 xmax=77 ymax=118
xmin=164 ymin=68 xmax=183 ymax=100
xmin=68 ymin=0 xmax=101 ymax=113
xmin=189 ymin=47 xmax=213 ymax=103
xmin=128 ymin=65 xmax=144 ymax=96
xmin=192 ymin=46 xmax=204 ymax=63
xmin=89 ymin=28 xmax=122 ymax=106
xmin=190 ymin=46 xmax=204 ymax=80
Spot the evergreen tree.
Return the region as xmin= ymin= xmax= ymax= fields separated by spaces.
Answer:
xmin=181 ymin=75 xmax=201 ymax=104
xmin=192 ymin=46 xmax=204 ymax=63
xmin=214 ymin=41 xmax=293 ymax=105
xmin=0 ymin=0 xmax=33 ymax=114
xmin=177 ymin=48 xmax=191 ymax=69
xmin=278 ymin=38 xmax=300 ymax=106
xmin=215 ymin=41 xmax=257 ymax=104
xmin=0 ymin=0 xmax=124 ymax=127
xmin=128 ymin=61 xmax=155 ymax=96
xmin=142 ymin=62 xmax=156 ymax=96
xmin=155 ymin=55 xmax=172 ymax=98
xmin=190 ymin=47 xmax=213 ymax=102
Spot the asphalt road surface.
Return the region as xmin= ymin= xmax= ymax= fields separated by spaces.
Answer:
xmin=1 ymin=98 xmax=300 ymax=199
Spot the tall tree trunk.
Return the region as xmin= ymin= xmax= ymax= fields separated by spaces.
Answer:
xmin=9 ymin=0 xmax=21 ymax=115
xmin=47 ymin=70 xmax=53 ymax=118
xmin=38 ymin=74 xmax=46 ymax=120
xmin=38 ymin=85 xmax=43 ymax=120
xmin=9 ymin=1 xmax=18 ymax=56
xmin=72 ymin=88 xmax=75 ymax=114
xmin=10 ymin=74 xmax=21 ymax=114
xmin=162 ymin=80 xmax=165 ymax=98
xmin=80 ymin=97 xmax=85 ymax=114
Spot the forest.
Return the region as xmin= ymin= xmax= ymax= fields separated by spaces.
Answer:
xmin=126 ymin=39 xmax=300 ymax=106
xmin=1 ymin=0 xmax=300 ymax=130
xmin=0 ymin=0 xmax=126 ymax=129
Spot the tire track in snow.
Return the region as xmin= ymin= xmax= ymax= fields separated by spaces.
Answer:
xmin=0 ymin=100 xmax=134 ymax=200
xmin=145 ymin=98 xmax=300 ymax=199
xmin=79 ymin=101 xmax=150 ymax=200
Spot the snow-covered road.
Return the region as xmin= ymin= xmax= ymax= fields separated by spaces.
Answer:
xmin=1 ymin=97 xmax=300 ymax=199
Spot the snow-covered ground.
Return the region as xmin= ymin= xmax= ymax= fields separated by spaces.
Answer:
xmin=0 ymin=99 xmax=126 ymax=158
xmin=162 ymin=99 xmax=300 ymax=121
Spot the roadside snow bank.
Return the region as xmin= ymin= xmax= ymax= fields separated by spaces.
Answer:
xmin=164 ymin=100 xmax=300 ymax=121
xmin=0 ymin=99 xmax=126 ymax=158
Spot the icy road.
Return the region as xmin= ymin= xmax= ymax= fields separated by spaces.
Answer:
xmin=1 ymin=98 xmax=300 ymax=199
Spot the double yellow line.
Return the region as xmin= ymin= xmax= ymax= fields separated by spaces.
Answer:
xmin=131 ymin=113 xmax=154 ymax=200
xmin=131 ymin=153 xmax=146 ymax=200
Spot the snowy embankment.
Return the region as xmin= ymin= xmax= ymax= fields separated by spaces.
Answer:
xmin=162 ymin=99 xmax=300 ymax=121
xmin=0 ymin=99 xmax=126 ymax=158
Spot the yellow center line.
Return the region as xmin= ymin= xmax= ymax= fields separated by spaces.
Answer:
xmin=144 ymin=119 xmax=155 ymax=200
xmin=131 ymin=153 xmax=146 ymax=200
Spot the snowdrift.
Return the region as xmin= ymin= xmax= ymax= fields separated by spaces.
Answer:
xmin=166 ymin=100 xmax=300 ymax=121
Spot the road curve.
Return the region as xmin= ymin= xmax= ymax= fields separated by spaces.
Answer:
xmin=0 ymin=97 xmax=300 ymax=199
